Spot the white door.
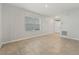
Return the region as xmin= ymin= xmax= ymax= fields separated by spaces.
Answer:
xmin=54 ymin=21 xmax=61 ymax=33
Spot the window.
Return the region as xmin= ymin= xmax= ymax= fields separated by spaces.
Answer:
xmin=25 ymin=16 xmax=40 ymax=31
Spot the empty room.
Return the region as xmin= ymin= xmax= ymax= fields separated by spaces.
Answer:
xmin=0 ymin=3 xmax=79 ymax=55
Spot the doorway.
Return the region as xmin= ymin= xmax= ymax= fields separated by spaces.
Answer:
xmin=54 ymin=20 xmax=61 ymax=34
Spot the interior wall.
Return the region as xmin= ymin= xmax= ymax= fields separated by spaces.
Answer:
xmin=0 ymin=4 xmax=2 ymax=45
xmin=60 ymin=8 xmax=79 ymax=39
xmin=2 ymin=4 xmax=54 ymax=43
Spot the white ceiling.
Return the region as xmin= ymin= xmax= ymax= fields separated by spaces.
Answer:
xmin=10 ymin=3 xmax=79 ymax=16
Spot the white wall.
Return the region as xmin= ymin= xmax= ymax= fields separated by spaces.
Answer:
xmin=0 ymin=4 xmax=2 ymax=45
xmin=2 ymin=4 xmax=54 ymax=43
xmin=60 ymin=8 xmax=79 ymax=39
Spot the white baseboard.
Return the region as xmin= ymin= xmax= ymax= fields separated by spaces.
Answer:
xmin=60 ymin=35 xmax=79 ymax=41
xmin=2 ymin=32 xmax=53 ymax=45
xmin=2 ymin=33 xmax=79 ymax=48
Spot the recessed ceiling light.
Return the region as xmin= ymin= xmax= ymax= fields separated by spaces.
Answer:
xmin=45 ymin=4 xmax=48 ymax=8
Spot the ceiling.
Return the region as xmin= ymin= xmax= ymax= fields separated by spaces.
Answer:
xmin=10 ymin=3 xmax=79 ymax=16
